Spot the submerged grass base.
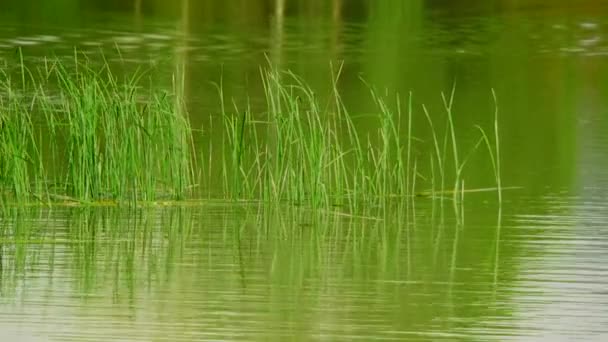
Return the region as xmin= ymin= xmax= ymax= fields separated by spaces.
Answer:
xmin=0 ymin=56 xmax=502 ymax=212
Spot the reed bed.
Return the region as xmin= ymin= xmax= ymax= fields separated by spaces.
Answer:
xmin=0 ymin=56 xmax=502 ymax=211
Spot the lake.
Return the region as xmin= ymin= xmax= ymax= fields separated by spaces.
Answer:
xmin=1 ymin=1 xmax=608 ymax=341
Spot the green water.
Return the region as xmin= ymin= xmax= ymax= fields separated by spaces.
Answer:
xmin=1 ymin=1 xmax=608 ymax=341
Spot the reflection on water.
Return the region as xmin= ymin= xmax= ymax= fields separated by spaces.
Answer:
xmin=0 ymin=195 xmax=606 ymax=341
xmin=1 ymin=14 xmax=607 ymax=63
xmin=0 ymin=201 xmax=499 ymax=341
xmin=510 ymin=194 xmax=608 ymax=341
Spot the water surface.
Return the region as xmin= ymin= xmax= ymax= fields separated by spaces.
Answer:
xmin=1 ymin=1 xmax=608 ymax=341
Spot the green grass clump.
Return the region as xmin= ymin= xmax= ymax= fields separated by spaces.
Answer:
xmin=54 ymin=62 xmax=193 ymax=201
xmin=213 ymin=65 xmax=502 ymax=212
xmin=0 ymin=84 xmax=44 ymax=203
xmin=0 ymin=55 xmax=195 ymax=206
